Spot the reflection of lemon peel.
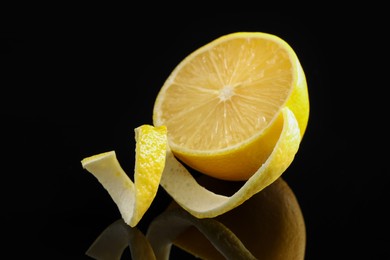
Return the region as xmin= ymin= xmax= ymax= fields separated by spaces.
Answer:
xmin=146 ymin=207 xmax=256 ymax=260
xmin=81 ymin=124 xmax=167 ymax=227
xmin=160 ymin=107 xmax=300 ymax=218
xmin=173 ymin=177 xmax=306 ymax=260
xmin=86 ymin=218 xmax=156 ymax=260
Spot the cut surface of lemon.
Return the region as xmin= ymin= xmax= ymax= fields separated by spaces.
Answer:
xmin=81 ymin=124 xmax=167 ymax=227
xmin=153 ymin=31 xmax=309 ymax=181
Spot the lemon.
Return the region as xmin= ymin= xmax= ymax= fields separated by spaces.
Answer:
xmin=153 ymin=31 xmax=309 ymax=181
xmin=81 ymin=32 xmax=309 ymax=225
xmin=81 ymin=124 xmax=167 ymax=227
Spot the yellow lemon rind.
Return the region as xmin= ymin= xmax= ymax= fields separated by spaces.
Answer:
xmin=81 ymin=124 xmax=167 ymax=227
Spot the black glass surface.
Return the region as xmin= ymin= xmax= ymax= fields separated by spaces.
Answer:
xmin=1 ymin=14 xmax=388 ymax=259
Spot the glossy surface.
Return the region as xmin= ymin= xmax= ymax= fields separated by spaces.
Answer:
xmin=1 ymin=14 xmax=388 ymax=259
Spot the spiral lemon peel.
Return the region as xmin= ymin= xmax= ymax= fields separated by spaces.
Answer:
xmin=81 ymin=125 xmax=167 ymax=227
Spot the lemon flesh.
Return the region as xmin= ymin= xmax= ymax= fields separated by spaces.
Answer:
xmin=81 ymin=124 xmax=167 ymax=227
xmin=153 ymin=32 xmax=309 ymax=180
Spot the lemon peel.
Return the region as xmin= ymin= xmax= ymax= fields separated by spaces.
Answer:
xmin=81 ymin=124 xmax=167 ymax=227
xmin=159 ymin=107 xmax=300 ymax=218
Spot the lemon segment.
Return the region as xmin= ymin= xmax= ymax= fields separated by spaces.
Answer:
xmin=153 ymin=31 xmax=309 ymax=181
xmin=81 ymin=124 xmax=167 ymax=227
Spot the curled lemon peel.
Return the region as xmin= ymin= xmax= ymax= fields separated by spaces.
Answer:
xmin=81 ymin=124 xmax=167 ymax=227
xmin=81 ymin=107 xmax=299 ymax=226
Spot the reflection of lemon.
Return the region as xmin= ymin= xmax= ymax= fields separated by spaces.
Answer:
xmin=81 ymin=125 xmax=167 ymax=227
xmin=172 ymin=177 xmax=306 ymax=260
xmin=153 ymin=32 xmax=309 ymax=181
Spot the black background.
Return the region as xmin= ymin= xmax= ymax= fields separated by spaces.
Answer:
xmin=1 ymin=13 xmax=388 ymax=259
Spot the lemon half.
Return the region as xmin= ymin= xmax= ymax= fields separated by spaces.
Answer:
xmin=153 ymin=32 xmax=309 ymax=181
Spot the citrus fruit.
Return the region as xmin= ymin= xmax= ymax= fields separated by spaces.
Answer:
xmin=81 ymin=124 xmax=167 ymax=227
xmin=168 ymin=177 xmax=306 ymax=260
xmin=153 ymin=31 xmax=309 ymax=181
